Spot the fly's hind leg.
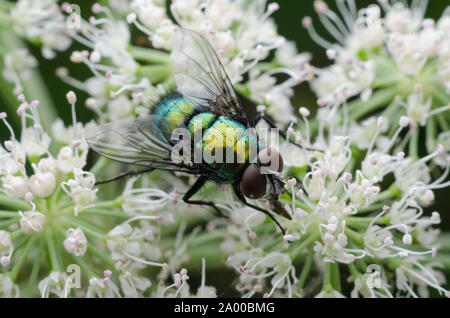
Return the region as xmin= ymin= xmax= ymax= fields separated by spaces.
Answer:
xmin=183 ymin=176 xmax=226 ymax=218
xmin=252 ymin=115 xmax=322 ymax=153
xmin=95 ymin=166 xmax=156 ymax=185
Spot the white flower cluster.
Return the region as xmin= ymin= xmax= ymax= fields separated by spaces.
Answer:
xmin=52 ymin=0 xmax=311 ymax=125
xmin=0 ymin=0 xmax=448 ymax=299
xmin=220 ymin=97 xmax=449 ymax=297
xmin=307 ymin=0 xmax=450 ymax=108
xmin=10 ymin=0 xmax=72 ymax=59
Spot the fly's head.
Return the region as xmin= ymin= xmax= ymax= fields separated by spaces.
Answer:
xmin=239 ymin=147 xmax=291 ymax=219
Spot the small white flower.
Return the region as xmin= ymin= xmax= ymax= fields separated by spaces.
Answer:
xmin=39 ymin=272 xmax=69 ymax=298
xmin=19 ymin=210 xmax=45 ymax=234
xmin=0 ymin=274 xmax=19 ymax=297
xmin=28 ymin=172 xmax=56 ymax=198
xmin=1 ymin=175 xmax=27 ymax=198
xmin=63 ymin=228 xmax=88 ymax=256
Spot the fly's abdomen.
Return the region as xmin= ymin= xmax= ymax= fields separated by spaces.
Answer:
xmin=154 ymin=93 xmax=196 ymax=142
xmin=153 ymin=94 xmax=258 ymax=182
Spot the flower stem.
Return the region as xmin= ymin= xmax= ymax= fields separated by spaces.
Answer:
xmin=0 ymin=210 xmax=21 ymax=218
xmin=409 ymin=129 xmax=419 ymax=160
xmin=87 ymin=243 xmax=118 ymax=274
xmin=345 ymin=228 xmax=365 ymax=248
xmin=0 ymin=30 xmax=58 ymax=131
xmin=26 ymin=240 xmax=45 ymax=297
xmin=46 ymin=229 xmax=63 ymax=272
xmin=138 ymin=64 xmax=171 ymax=84
xmin=10 ymin=235 xmax=38 ymax=281
xmin=129 ymin=46 xmax=171 ymax=64
xmin=322 ymin=262 xmax=333 ymax=292
xmin=297 ymin=249 xmax=314 ymax=291
xmin=331 ymin=262 xmax=341 ymax=292
xmin=89 ymin=157 xmax=109 ymax=176
xmin=0 ymin=194 xmax=31 ymax=211
xmin=71 ymin=254 xmax=97 ymax=279
xmin=348 ymin=87 xmax=398 ymax=121
xmin=289 ymin=232 xmax=320 ymax=259
xmin=81 ymin=208 xmax=128 ymax=219
xmin=64 ymin=216 xmax=107 ymax=240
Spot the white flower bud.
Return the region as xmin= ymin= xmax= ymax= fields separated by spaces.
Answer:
xmin=63 ymin=228 xmax=87 ymax=256
xmin=1 ymin=256 xmax=10 ymax=267
xmin=0 ymin=231 xmax=12 ymax=253
xmin=20 ymin=211 xmax=45 ymax=234
xmin=402 ymin=233 xmax=412 ymax=245
xmin=399 ymin=116 xmax=410 ymax=127
xmin=89 ymin=50 xmax=101 ymax=63
xmin=4 ymin=140 xmax=13 ymax=151
xmin=66 ymin=91 xmax=77 ymax=104
xmin=28 ymin=172 xmax=56 ymax=198
xmin=299 ymin=107 xmax=310 ymax=117
xmin=1 ymin=175 xmax=27 ymax=198
xmin=126 ymin=13 xmax=136 ymax=24
xmin=431 ymin=212 xmax=441 ymax=224
xmin=173 ymin=0 xmax=198 ymax=16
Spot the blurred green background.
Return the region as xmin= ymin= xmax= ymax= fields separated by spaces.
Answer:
xmin=0 ymin=0 xmax=449 ymax=296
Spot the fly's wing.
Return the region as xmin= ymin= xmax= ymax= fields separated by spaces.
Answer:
xmin=86 ymin=115 xmax=199 ymax=173
xmin=171 ymin=28 xmax=248 ymax=125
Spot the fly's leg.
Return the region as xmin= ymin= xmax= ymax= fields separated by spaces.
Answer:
xmin=183 ymin=176 xmax=226 ymax=217
xmin=233 ymin=183 xmax=286 ymax=236
xmin=95 ymin=166 xmax=155 ymax=185
xmin=252 ymin=115 xmax=322 ymax=153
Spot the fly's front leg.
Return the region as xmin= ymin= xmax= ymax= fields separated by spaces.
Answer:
xmin=233 ymin=183 xmax=286 ymax=236
xmin=183 ymin=176 xmax=226 ymax=217
xmin=252 ymin=115 xmax=322 ymax=153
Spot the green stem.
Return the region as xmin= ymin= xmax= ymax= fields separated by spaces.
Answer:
xmin=0 ymin=30 xmax=58 ymax=131
xmin=356 ymin=203 xmax=385 ymax=214
xmin=89 ymin=157 xmax=109 ymax=176
xmin=26 ymin=240 xmax=45 ymax=297
xmin=297 ymin=249 xmax=314 ymax=291
xmin=81 ymin=208 xmax=128 ymax=219
xmin=346 ymin=215 xmax=389 ymax=227
xmin=71 ymin=254 xmax=97 ymax=279
xmin=138 ymin=64 xmax=171 ymax=83
xmin=425 ymin=116 xmax=437 ymax=154
xmin=347 ymin=262 xmax=361 ymax=278
xmin=64 ymin=216 xmax=107 ymax=240
xmin=129 ymin=46 xmax=171 ymax=64
xmin=409 ymin=129 xmax=419 ymax=160
xmin=345 ymin=228 xmax=365 ymax=248
xmin=0 ymin=218 xmax=20 ymax=228
xmin=437 ymin=113 xmax=449 ymax=131
xmin=322 ymin=262 xmax=333 ymax=292
xmin=46 ymin=229 xmax=63 ymax=272
xmin=347 ymin=87 xmax=398 ymax=121
xmin=10 ymin=235 xmax=38 ymax=281
xmin=331 ymin=262 xmax=341 ymax=292
xmin=87 ymin=243 xmax=118 ymax=273
xmin=0 ymin=210 xmax=21 ymax=218
xmin=289 ymin=233 xmax=320 ymax=259
xmin=0 ymin=194 xmax=31 ymax=211
xmin=374 ymin=183 xmax=401 ymax=203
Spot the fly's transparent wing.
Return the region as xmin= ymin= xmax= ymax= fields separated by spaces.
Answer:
xmin=171 ymin=28 xmax=247 ymax=125
xmin=86 ymin=115 xmax=194 ymax=172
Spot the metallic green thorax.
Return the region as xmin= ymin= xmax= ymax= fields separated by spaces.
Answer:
xmin=154 ymin=93 xmax=258 ymax=182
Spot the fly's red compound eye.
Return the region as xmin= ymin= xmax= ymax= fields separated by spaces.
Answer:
xmin=258 ymin=148 xmax=284 ymax=173
xmin=240 ymin=164 xmax=267 ymax=199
